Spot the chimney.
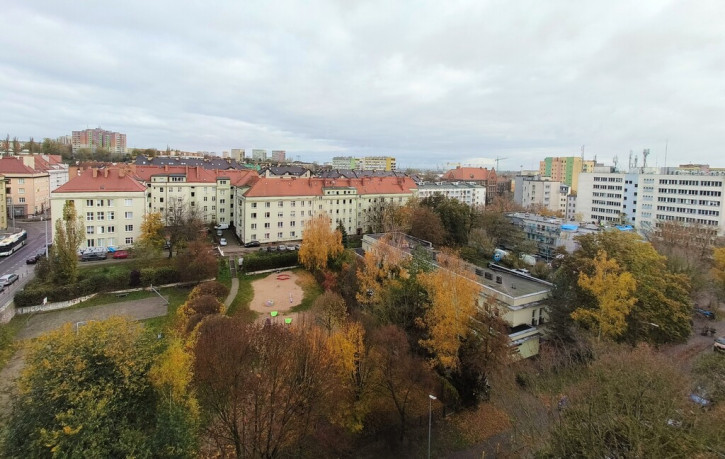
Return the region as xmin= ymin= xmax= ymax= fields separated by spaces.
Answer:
xmin=104 ymin=169 xmax=109 ymax=178
xmin=92 ymin=169 xmax=98 ymax=178
xmin=164 ymin=164 xmax=168 ymax=171
xmin=119 ymin=168 xmax=125 ymax=178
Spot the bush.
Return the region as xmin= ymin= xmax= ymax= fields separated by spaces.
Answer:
xmin=140 ymin=267 xmax=181 ymax=286
xmin=129 ymin=270 xmax=141 ymax=287
xmin=242 ymin=251 xmax=298 ymax=273
xmin=189 ymin=281 xmax=229 ymax=301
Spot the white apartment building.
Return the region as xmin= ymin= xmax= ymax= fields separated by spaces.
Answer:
xmin=234 ymin=176 xmax=417 ymax=244
xmin=514 ymin=175 xmax=570 ymax=215
xmin=252 ymin=149 xmax=267 ymax=161
xmin=50 ymin=169 xmax=146 ymax=250
xmin=416 ymin=182 xmax=486 ymax=207
xmin=577 ymin=165 xmax=725 ymax=236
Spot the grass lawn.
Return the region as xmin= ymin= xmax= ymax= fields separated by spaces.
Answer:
xmin=291 ymin=269 xmax=322 ymax=313
xmin=0 ymin=317 xmax=29 ymax=369
xmin=227 ymin=273 xmax=264 ymax=322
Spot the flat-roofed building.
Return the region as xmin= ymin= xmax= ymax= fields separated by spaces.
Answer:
xmin=416 ymin=182 xmax=486 ymax=207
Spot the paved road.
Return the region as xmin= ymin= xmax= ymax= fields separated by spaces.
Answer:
xmin=16 ymin=297 xmax=168 ymax=340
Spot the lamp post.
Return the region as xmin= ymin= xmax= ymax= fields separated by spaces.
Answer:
xmin=44 ymin=216 xmax=49 ymax=258
xmin=428 ymin=394 xmax=437 ymax=459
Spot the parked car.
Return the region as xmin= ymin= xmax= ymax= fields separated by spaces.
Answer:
xmin=0 ymin=273 xmax=19 ymax=286
xmin=244 ymin=240 xmax=261 ymax=248
xmin=214 ymin=223 xmax=229 ymax=230
xmin=216 ymin=230 xmax=223 ymax=237
xmin=219 ymin=238 xmax=228 ymax=246
xmin=26 ymin=252 xmax=43 ymax=264
xmin=294 ymin=244 xmax=301 ymax=250
xmin=112 ymin=250 xmax=129 ymax=259
xmin=695 ymin=308 xmax=716 ymax=320
xmin=81 ymin=252 xmax=107 ymax=262
xmin=266 ymin=246 xmax=277 ymax=252
xmin=278 ymin=245 xmax=287 ymax=251
xmin=715 ymin=337 xmax=725 ymax=353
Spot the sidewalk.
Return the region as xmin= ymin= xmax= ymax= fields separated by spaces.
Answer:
xmin=224 ymin=277 xmax=239 ymax=308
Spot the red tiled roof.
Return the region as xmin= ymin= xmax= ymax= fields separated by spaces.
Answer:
xmin=442 ymin=167 xmax=497 ymax=182
xmin=244 ymin=176 xmax=417 ymax=198
xmin=0 ymin=157 xmax=39 ymax=175
xmin=53 ymin=169 xmax=146 ymax=193
xmin=133 ymin=165 xmax=218 ymax=183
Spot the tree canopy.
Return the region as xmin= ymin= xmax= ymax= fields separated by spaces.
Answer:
xmin=299 ymin=214 xmax=343 ymax=272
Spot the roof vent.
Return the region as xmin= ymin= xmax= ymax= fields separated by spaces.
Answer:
xmin=496 ymin=276 xmax=502 ymax=284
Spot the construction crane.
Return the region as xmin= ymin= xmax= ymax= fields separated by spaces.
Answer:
xmin=494 ymin=156 xmax=508 ymax=171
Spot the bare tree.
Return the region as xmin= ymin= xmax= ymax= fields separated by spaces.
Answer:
xmin=164 ymin=200 xmax=204 ymax=258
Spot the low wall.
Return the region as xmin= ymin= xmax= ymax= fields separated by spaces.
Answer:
xmin=9 ymin=278 xmax=216 ymax=319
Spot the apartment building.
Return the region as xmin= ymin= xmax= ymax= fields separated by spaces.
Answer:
xmin=252 ymin=149 xmax=267 ymax=161
xmin=22 ymin=155 xmax=69 ymax=192
xmin=416 ymin=182 xmax=486 ymax=207
xmin=50 ymin=169 xmax=146 ymax=250
xmin=235 ymin=176 xmax=417 ymax=244
xmin=359 ymin=156 xmax=396 ymax=171
xmin=134 ymin=166 xmax=257 ymax=226
xmin=0 ymin=176 xmax=7 ymax=230
xmin=0 ymin=157 xmax=50 ymax=217
xmin=362 ymin=233 xmax=551 ymax=358
xmin=71 ymin=127 xmax=127 ymax=154
xmin=441 ymin=166 xmax=498 ymax=203
xmin=231 ymin=149 xmax=245 ymax=162
xmin=271 ymin=150 xmax=286 ymax=162
xmin=577 ymin=165 xmax=725 ymax=236
xmin=513 ymin=175 xmax=570 ymax=214
xmin=539 ymin=156 xmax=596 ymax=193
xmin=331 ymin=156 xmax=358 ymax=169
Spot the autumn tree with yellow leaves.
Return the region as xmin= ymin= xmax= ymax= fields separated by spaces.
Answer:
xmin=2 ymin=317 xmax=199 ymax=458
xmin=571 ymin=250 xmax=637 ymax=340
xmin=418 ymin=251 xmax=480 ymax=372
xmin=299 ymin=214 xmax=344 ymax=272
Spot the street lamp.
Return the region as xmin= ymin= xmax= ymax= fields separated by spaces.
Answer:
xmin=428 ymin=394 xmax=437 ymax=459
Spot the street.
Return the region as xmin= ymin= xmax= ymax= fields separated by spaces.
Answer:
xmin=0 ymin=220 xmax=51 ymax=308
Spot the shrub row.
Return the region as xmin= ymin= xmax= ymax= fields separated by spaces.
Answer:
xmin=241 ymin=251 xmax=298 ymax=273
xmin=14 ymin=266 xmax=183 ymax=308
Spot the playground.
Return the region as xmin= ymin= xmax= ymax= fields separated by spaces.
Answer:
xmin=249 ymin=270 xmax=304 ymax=324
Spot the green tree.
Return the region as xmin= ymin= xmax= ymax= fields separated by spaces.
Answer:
xmin=541 ymin=345 xmax=714 ymax=458
xmin=408 ymin=205 xmax=446 ymax=246
xmin=2 ymin=317 xmax=196 ymax=458
xmin=422 ymin=195 xmax=471 ymax=245
xmin=50 ymin=200 xmax=85 ymax=284
xmin=336 ymin=220 xmax=349 ymax=247
xmin=550 ymin=231 xmax=691 ymax=344
xmin=11 ymin=137 xmax=20 ymax=155
xmin=2 ymin=134 xmax=8 ymax=155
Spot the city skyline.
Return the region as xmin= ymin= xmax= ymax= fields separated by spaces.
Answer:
xmin=2 ymin=1 xmax=724 ymax=170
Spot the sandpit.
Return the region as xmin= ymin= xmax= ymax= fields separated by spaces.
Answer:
xmin=249 ymin=271 xmax=304 ymax=322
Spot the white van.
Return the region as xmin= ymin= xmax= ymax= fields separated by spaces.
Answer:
xmin=214 ymin=223 xmax=229 ymax=230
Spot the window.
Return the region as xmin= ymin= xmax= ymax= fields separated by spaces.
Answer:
xmin=108 ymin=211 xmax=115 ymax=220
xmin=160 ymin=197 xmax=164 ymax=203
xmin=277 ymin=222 xmax=283 ymax=228
xmin=220 ymin=199 xmax=225 ymax=204
xmin=107 ymin=199 xmax=113 ymax=207
xmin=107 ymin=226 xmax=115 ymax=233
xmin=204 ymin=206 xmax=208 ymax=212
xmin=124 ymin=199 xmax=132 ymax=206
xmin=125 ymin=237 xmax=134 ymax=245
xmin=18 ymin=178 xmax=24 ymax=184
xmin=264 ymin=233 xmax=270 ymax=239
xmin=251 ymin=212 xmax=257 ymax=219
xmin=18 ymin=197 xmax=25 ymax=203
xmin=265 ymin=212 xmax=270 ymax=218
xmin=86 ymin=199 xmax=94 ymax=207
xmin=290 ymin=221 xmax=296 ymax=227
xmin=86 ymin=226 xmax=94 ymax=235
xmin=96 ymin=212 xmax=104 ymax=221
xmin=290 ymin=211 xmax=295 ymax=217
xmin=125 ymin=211 xmax=133 ymax=219
xmin=264 ymin=223 xmax=270 ymax=228
xmin=97 ymin=199 xmax=104 ymax=206
xmin=251 ymin=223 xmax=257 ymax=229
xmin=251 ymin=234 xmax=257 ymax=240
xmin=125 ymin=224 xmax=134 ymax=232
xmin=220 ymin=209 xmax=225 ymax=214
xmin=290 ymin=231 xmax=296 ymax=237
xmin=97 ymin=227 xmax=105 ymax=234
xmin=252 ymin=203 xmax=257 ymax=208
xmin=278 ymin=212 xmax=283 ymax=218
xmin=278 ymin=201 xmax=283 ymax=207
xmin=211 ymin=206 xmax=216 ymax=211
xmin=87 ymin=240 xmax=95 ymax=248
xmin=277 ymin=232 xmax=283 ymax=238
xmin=203 ymin=196 xmax=208 ymax=202
xmin=86 ymin=212 xmax=94 ymax=221
xmin=18 ymin=188 xmax=24 ymax=194
xmin=265 ymin=202 xmax=271 ymax=208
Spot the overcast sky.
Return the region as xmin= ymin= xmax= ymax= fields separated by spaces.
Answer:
xmin=2 ymin=1 xmax=724 ymax=170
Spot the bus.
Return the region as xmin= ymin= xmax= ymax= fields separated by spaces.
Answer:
xmin=0 ymin=230 xmax=28 ymax=256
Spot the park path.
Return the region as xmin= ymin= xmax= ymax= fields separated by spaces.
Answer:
xmin=225 ymin=277 xmax=239 ymax=308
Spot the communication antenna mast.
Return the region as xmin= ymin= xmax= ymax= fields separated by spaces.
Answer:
xmin=628 ymin=150 xmax=633 ymax=170
xmin=642 ymin=148 xmax=650 ymax=169
xmin=581 ymin=144 xmax=585 ymax=160
xmin=613 ymin=155 xmax=619 ymax=171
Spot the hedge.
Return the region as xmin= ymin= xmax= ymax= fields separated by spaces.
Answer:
xmin=241 ymin=251 xmax=299 ymax=273
xmin=14 ymin=266 xmax=183 ymax=308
